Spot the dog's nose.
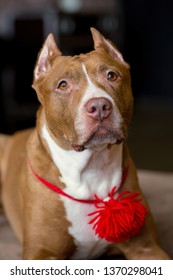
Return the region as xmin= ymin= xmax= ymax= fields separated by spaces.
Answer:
xmin=85 ymin=98 xmax=112 ymax=121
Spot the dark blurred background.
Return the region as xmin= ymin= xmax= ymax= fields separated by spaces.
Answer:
xmin=0 ymin=0 xmax=172 ymax=172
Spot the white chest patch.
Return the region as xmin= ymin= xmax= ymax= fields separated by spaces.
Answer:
xmin=42 ymin=124 xmax=123 ymax=259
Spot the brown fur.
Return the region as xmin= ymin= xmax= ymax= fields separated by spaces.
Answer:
xmin=0 ymin=28 xmax=170 ymax=259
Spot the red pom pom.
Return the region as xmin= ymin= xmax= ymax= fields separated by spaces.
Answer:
xmin=88 ymin=187 xmax=148 ymax=242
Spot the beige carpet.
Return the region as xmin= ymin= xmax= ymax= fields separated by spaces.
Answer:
xmin=0 ymin=170 xmax=173 ymax=260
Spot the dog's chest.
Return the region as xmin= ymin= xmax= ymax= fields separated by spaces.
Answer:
xmin=60 ymin=165 xmax=123 ymax=259
xmin=60 ymin=198 xmax=107 ymax=259
xmin=42 ymin=125 xmax=123 ymax=259
xmin=60 ymin=157 xmax=122 ymax=259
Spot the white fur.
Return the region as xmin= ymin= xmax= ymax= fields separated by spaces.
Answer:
xmin=41 ymin=62 xmax=123 ymax=259
xmin=81 ymin=63 xmax=115 ymax=106
xmin=75 ymin=64 xmax=122 ymax=145
xmin=42 ymin=124 xmax=123 ymax=259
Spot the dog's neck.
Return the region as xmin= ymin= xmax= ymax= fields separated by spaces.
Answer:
xmin=41 ymin=123 xmax=123 ymax=200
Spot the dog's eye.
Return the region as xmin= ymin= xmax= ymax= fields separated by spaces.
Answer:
xmin=58 ymin=80 xmax=68 ymax=90
xmin=107 ymin=71 xmax=118 ymax=81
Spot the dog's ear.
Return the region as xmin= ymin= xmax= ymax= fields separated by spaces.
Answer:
xmin=90 ymin=27 xmax=126 ymax=64
xmin=34 ymin=33 xmax=61 ymax=82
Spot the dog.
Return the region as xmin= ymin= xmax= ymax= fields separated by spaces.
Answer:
xmin=0 ymin=28 xmax=169 ymax=259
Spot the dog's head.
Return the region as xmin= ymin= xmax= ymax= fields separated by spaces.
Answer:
xmin=32 ymin=28 xmax=133 ymax=151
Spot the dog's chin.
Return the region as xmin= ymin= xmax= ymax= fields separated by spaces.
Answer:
xmin=71 ymin=128 xmax=124 ymax=152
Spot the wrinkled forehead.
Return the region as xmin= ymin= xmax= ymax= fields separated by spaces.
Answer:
xmin=51 ymin=50 xmax=119 ymax=79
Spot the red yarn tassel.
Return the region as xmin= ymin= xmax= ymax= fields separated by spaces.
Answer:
xmin=88 ymin=187 xmax=147 ymax=242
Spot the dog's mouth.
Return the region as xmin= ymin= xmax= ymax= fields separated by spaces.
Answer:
xmin=71 ymin=125 xmax=124 ymax=152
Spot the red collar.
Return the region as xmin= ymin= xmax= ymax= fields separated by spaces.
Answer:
xmin=29 ymin=161 xmax=147 ymax=243
xmin=29 ymin=161 xmax=128 ymax=204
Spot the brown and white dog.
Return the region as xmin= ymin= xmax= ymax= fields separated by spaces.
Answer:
xmin=0 ymin=28 xmax=169 ymax=259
